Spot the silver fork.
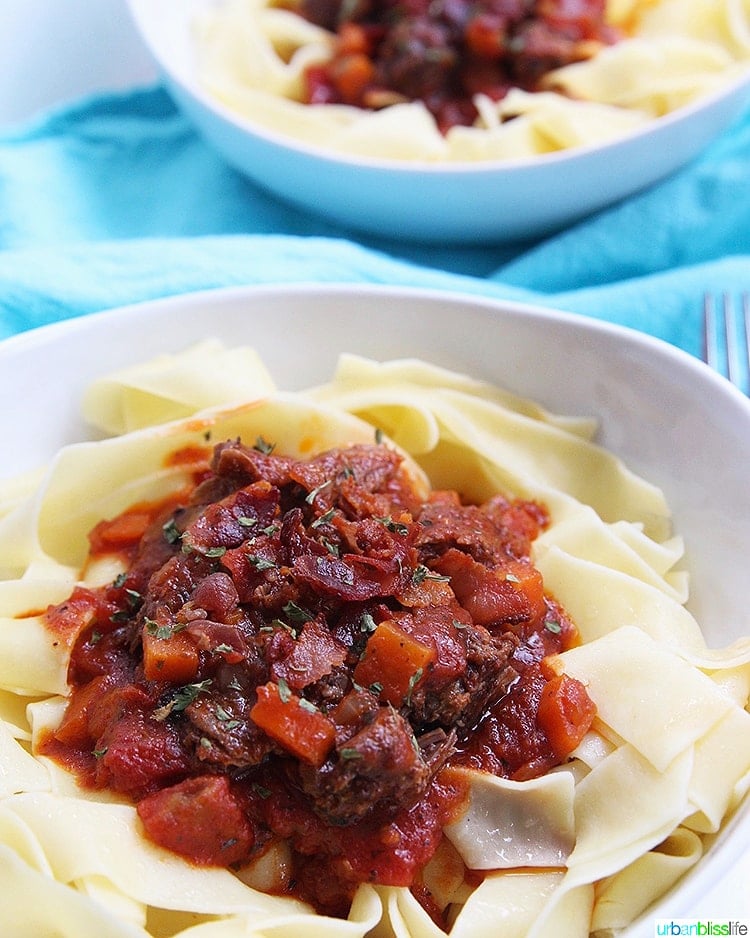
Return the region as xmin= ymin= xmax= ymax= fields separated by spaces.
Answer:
xmin=702 ymin=293 xmax=750 ymax=395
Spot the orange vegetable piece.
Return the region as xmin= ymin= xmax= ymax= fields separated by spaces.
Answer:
xmin=337 ymin=21 xmax=371 ymax=55
xmin=54 ymin=674 xmax=112 ymax=746
xmin=89 ymin=511 xmax=153 ymax=550
xmin=250 ymin=681 xmax=336 ymax=766
xmin=353 ymin=619 xmax=435 ymax=706
xmin=142 ymin=628 xmax=200 ymax=683
xmin=330 ymin=53 xmax=375 ymax=104
xmin=537 ymin=673 xmax=596 ymax=759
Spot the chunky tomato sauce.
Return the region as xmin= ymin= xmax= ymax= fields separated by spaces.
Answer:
xmin=295 ymin=0 xmax=620 ymax=132
xmin=42 ymin=439 xmax=594 ymax=923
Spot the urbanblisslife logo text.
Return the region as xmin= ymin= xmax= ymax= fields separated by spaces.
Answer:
xmin=655 ymin=921 xmax=749 ymax=936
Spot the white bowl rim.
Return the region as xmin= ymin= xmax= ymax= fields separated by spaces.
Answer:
xmin=1 ymin=279 xmax=745 ymax=395
xmin=126 ymin=0 xmax=750 ymax=176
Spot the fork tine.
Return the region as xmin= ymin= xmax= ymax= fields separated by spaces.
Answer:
xmin=703 ymin=293 xmax=719 ymax=371
xmin=743 ymin=292 xmax=750 ymax=387
xmin=702 ymin=292 xmax=750 ymax=394
xmin=724 ymin=293 xmax=741 ymax=388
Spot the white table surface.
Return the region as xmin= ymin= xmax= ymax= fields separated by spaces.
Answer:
xmin=0 ymin=0 xmax=748 ymax=929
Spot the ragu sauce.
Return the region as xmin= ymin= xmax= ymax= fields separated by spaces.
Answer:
xmin=294 ymin=0 xmax=620 ymax=133
xmin=41 ymin=439 xmax=595 ymax=924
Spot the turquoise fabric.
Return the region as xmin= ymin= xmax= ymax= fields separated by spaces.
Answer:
xmin=1 ymin=84 xmax=749 ymax=369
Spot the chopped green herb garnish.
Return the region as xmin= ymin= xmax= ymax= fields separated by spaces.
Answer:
xmin=254 ymin=436 xmax=275 ymax=455
xmin=412 ymin=564 xmax=450 ymax=585
xmin=311 ymin=507 xmax=335 ymax=529
xmin=277 ymin=678 xmax=292 ymax=703
xmin=145 ymin=619 xmax=185 ymax=640
xmin=214 ymin=704 xmax=241 ymax=730
xmin=544 ymin=619 xmax=562 ymax=634
xmin=247 ymin=554 xmax=276 ymax=571
xmin=203 ymin=545 xmax=227 ymax=558
xmin=406 ymin=667 xmax=423 ymax=705
xmin=162 ymin=518 xmax=182 ymax=545
xmin=358 ymin=611 xmax=377 ymax=634
xmin=305 ymin=479 xmax=332 ymax=504
xmin=340 ymin=747 xmax=363 ymax=761
xmin=282 ymin=601 xmax=313 ymax=623
xmin=152 ymin=679 xmax=212 ymax=721
xmin=375 ymin=516 xmax=409 ymax=536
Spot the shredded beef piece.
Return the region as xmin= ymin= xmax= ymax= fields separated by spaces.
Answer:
xmin=298 ymin=695 xmax=454 ymax=823
xmin=183 ymin=689 xmax=276 ymax=768
xmin=408 ymin=621 xmax=518 ymax=730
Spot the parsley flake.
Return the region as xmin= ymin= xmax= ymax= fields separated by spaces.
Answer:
xmin=254 ymin=436 xmax=275 ymax=455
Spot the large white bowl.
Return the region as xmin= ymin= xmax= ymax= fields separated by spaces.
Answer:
xmin=125 ymin=0 xmax=750 ymax=244
xmin=1 ymin=284 xmax=749 ymax=929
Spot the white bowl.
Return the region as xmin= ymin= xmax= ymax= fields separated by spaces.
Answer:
xmin=1 ymin=284 xmax=749 ymax=929
xmin=125 ymin=0 xmax=750 ymax=244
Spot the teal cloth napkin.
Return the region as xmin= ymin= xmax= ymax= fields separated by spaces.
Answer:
xmin=1 ymin=84 xmax=750 ymax=368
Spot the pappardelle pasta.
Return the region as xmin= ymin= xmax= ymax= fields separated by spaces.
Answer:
xmin=192 ymin=0 xmax=750 ymax=162
xmin=0 ymin=345 xmax=749 ymax=938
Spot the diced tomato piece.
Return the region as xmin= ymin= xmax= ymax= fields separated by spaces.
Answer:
xmin=45 ymin=586 xmax=113 ymax=646
xmin=95 ymin=708 xmax=191 ymax=797
xmin=353 ymin=619 xmax=434 ymax=706
xmin=434 ymin=549 xmax=546 ymax=628
xmin=465 ymin=13 xmax=506 ymax=58
xmin=536 ymin=672 xmax=596 ymax=758
xmin=54 ymin=674 xmax=113 ymax=746
xmin=137 ymin=775 xmax=255 ymax=865
xmin=251 ymin=682 xmax=336 ymax=766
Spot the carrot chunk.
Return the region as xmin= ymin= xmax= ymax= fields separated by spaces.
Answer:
xmin=353 ymin=619 xmax=435 ymax=706
xmin=250 ymin=681 xmax=336 ymax=766
xmin=89 ymin=511 xmax=153 ymax=550
xmin=142 ymin=628 xmax=200 ymax=683
xmin=537 ymin=673 xmax=596 ymax=759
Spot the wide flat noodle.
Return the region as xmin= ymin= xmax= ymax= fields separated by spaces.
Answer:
xmin=309 ymin=354 xmax=671 ymax=540
xmin=448 ymin=90 xmax=650 ymax=161
xmin=590 ymin=827 xmax=703 ymax=933
xmin=0 ymin=721 xmax=50 ymax=797
xmin=548 ymin=37 xmax=739 ymax=116
xmin=192 ymin=0 xmax=750 ymax=162
xmin=82 ymin=339 xmax=278 ymax=435
xmin=443 ymin=769 xmax=576 ymax=869
xmin=552 ymin=626 xmax=736 ymax=771
xmin=0 ymin=341 xmax=747 ymax=938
